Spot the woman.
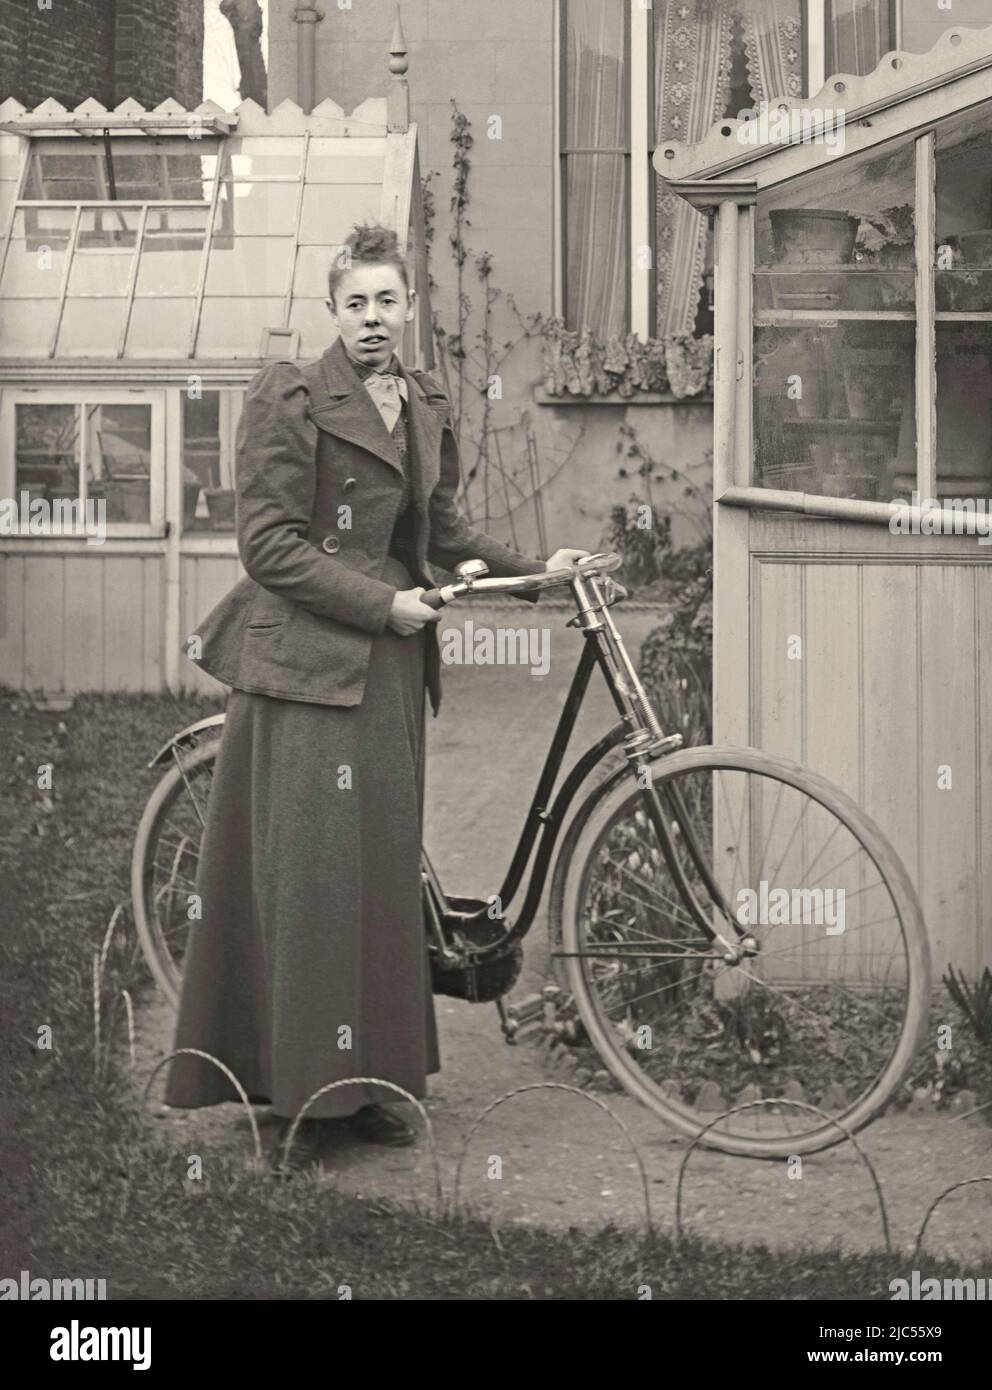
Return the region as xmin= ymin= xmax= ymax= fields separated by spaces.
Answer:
xmin=164 ymin=224 xmax=588 ymax=1166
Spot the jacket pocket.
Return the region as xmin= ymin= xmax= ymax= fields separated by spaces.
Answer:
xmin=245 ymin=618 xmax=286 ymax=632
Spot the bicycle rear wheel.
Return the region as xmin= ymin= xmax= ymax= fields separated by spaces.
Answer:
xmin=131 ymin=736 xmax=220 ymax=1008
xmin=551 ymin=746 xmax=930 ymax=1157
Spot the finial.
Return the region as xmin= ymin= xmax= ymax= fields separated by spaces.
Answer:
xmin=387 ymin=7 xmax=409 ymax=132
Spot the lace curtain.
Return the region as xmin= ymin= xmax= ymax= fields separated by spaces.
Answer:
xmin=562 ymin=0 xmax=628 ymax=339
xmin=655 ymin=1 xmax=804 ymax=337
xmin=827 ymin=0 xmax=893 ymax=78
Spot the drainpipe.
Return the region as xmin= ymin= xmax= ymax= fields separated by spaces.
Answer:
xmin=292 ymin=2 xmax=324 ymax=114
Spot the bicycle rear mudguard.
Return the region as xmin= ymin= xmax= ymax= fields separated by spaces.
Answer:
xmin=146 ymin=713 xmax=226 ymax=769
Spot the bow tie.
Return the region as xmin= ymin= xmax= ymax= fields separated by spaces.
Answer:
xmin=362 ymin=370 xmax=408 ymax=433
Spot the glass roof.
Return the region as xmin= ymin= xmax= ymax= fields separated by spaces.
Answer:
xmin=0 ymin=130 xmax=405 ymax=361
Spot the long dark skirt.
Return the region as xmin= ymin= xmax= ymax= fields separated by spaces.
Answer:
xmin=164 ymin=560 xmax=440 ymax=1119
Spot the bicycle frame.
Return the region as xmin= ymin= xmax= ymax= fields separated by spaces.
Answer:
xmin=423 ymin=568 xmax=749 ymax=964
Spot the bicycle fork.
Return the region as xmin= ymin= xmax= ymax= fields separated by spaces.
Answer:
xmin=575 ymin=571 xmax=756 ymax=965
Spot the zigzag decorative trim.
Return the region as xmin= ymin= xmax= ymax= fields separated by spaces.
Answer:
xmin=656 ymin=21 xmax=992 ymax=181
xmin=0 ymin=95 xmax=392 ymax=138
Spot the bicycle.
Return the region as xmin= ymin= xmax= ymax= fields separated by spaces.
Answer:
xmin=131 ymin=552 xmax=930 ymax=1157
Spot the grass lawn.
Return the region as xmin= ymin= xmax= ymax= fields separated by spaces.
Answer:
xmin=0 ymin=689 xmax=985 ymax=1299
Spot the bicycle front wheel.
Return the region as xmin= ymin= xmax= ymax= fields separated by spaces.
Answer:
xmin=552 ymin=746 xmax=930 ymax=1157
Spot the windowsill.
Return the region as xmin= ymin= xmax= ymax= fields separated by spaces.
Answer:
xmin=534 ymin=387 xmax=713 ymax=406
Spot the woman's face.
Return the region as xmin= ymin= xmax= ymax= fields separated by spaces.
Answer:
xmin=327 ymin=262 xmax=415 ymax=369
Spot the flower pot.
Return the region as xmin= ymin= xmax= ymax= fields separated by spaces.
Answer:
xmin=770 ymin=209 xmax=860 ymax=266
xmin=203 ymin=488 xmax=235 ymax=528
xmin=843 ymin=362 xmax=906 ymax=421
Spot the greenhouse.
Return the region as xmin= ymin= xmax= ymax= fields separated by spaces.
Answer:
xmin=0 ymin=84 xmax=432 ymax=695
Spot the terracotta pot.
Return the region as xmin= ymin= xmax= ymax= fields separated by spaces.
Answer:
xmin=770 ymin=209 xmax=860 ymax=266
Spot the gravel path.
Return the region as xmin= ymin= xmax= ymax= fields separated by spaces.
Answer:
xmin=138 ymin=601 xmax=992 ymax=1260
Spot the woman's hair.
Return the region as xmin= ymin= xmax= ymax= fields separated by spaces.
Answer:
xmin=327 ymin=223 xmax=410 ymax=303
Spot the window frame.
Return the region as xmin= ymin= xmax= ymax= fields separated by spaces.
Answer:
xmin=554 ymin=0 xmax=919 ymax=342
xmin=0 ymin=387 xmax=166 ymax=539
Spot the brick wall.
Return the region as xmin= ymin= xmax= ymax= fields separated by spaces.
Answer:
xmin=114 ymin=0 xmax=203 ymax=109
xmin=0 ymin=0 xmax=202 ymax=109
xmin=0 ymin=0 xmax=115 ymax=107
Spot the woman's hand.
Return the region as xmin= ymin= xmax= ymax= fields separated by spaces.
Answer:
xmin=387 ymin=587 xmax=444 ymax=637
xmin=543 ymin=547 xmax=592 ymax=572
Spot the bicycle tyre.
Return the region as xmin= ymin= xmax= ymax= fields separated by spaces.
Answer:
xmin=549 ymin=745 xmax=931 ymax=1158
xmin=131 ymin=738 xmax=219 ymax=1009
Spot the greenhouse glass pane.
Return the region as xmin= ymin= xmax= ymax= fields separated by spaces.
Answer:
xmin=16 ymin=403 xmax=79 ymax=506
xmin=217 ymin=181 xmax=298 ymax=236
xmin=76 ymin=205 xmax=140 ymax=250
xmin=27 ymin=149 xmax=103 ymax=199
xmin=0 ymin=300 xmax=60 ymax=355
xmin=0 ymin=182 xmax=16 ymax=230
xmin=197 ymin=297 xmax=285 ymax=356
xmin=1 ymin=229 xmax=70 ymax=296
xmin=205 ymin=236 xmax=294 ymax=296
xmin=68 ymin=249 xmax=135 ymax=296
xmin=299 ymin=184 xmax=381 ymax=245
xmin=126 ymin=299 xmax=196 ymax=357
xmin=135 ymin=208 xmax=209 ymax=294
xmin=227 ymin=137 xmax=304 ymax=179
xmin=289 ymin=300 xmax=334 ymax=357
xmin=86 ymin=404 xmax=151 ymax=523
xmin=293 ymin=244 xmax=341 ymax=297
xmin=306 ymin=150 xmax=385 ymax=184
xmin=113 ymin=149 xmax=217 ymax=201
xmin=58 ymin=298 xmax=127 ymax=355
xmin=17 ymin=206 xmax=76 ymax=250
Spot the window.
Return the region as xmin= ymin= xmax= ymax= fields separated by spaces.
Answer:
xmin=559 ymin=1 xmax=986 ymax=342
xmin=181 ymin=389 xmax=245 ymax=533
xmin=0 ymin=391 xmax=165 ymax=535
xmin=560 ymin=0 xmax=629 ymax=340
xmin=827 ymin=0 xmax=991 ymax=77
xmin=561 ymin=1 xmax=804 ymax=340
xmin=752 ymin=98 xmax=992 ymax=505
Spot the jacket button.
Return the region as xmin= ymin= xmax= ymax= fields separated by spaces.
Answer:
xmin=321 ymin=536 xmax=341 ymax=554
xmin=343 ymin=477 xmax=357 ymax=492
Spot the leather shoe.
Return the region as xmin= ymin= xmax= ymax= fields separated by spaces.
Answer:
xmin=347 ymin=1103 xmax=417 ymax=1146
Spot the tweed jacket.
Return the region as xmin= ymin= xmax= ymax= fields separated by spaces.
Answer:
xmin=190 ymin=336 xmax=543 ymax=715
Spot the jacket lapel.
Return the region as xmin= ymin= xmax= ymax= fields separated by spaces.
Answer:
xmin=313 ymin=336 xmax=403 ymax=474
xmin=312 ymin=337 xmax=446 ymax=506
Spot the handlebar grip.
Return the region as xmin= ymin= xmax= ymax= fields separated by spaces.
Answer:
xmin=419 ymin=587 xmax=445 ymax=609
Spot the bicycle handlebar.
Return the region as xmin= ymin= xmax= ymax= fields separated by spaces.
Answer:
xmin=419 ymin=551 xmax=625 ymax=609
